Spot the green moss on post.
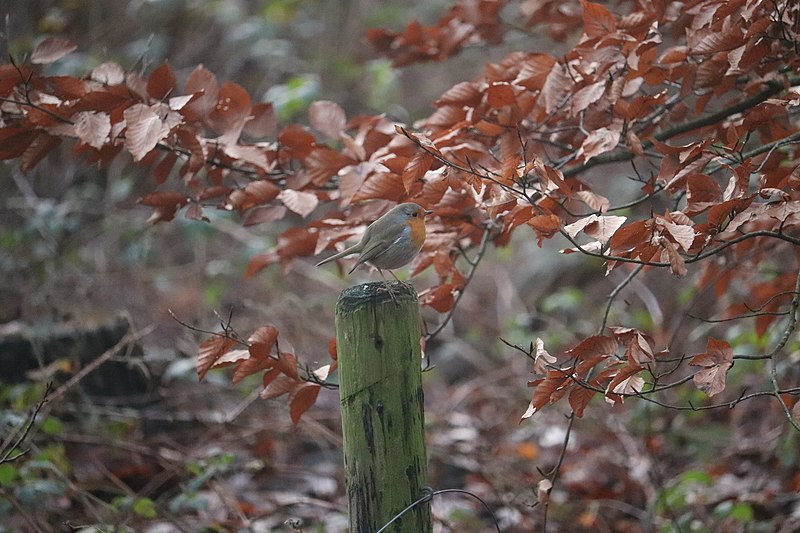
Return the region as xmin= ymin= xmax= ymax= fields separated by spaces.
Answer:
xmin=335 ymin=281 xmax=431 ymax=533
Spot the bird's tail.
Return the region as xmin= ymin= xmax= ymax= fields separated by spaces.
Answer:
xmin=316 ymin=245 xmax=359 ymax=267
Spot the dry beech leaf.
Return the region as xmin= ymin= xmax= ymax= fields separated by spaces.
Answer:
xmin=659 ymin=238 xmax=688 ymax=277
xmin=533 ymin=337 xmax=556 ymax=374
xmin=90 ymin=62 xmax=125 ymax=85
xmin=290 ymin=383 xmax=321 ymax=423
xmin=123 ymin=104 xmax=172 ymax=161
xmin=575 ymin=190 xmax=610 ymax=213
xmin=564 ymin=215 xmax=626 ymax=244
xmin=661 ymin=220 xmax=695 ymax=252
xmin=31 ymin=37 xmax=78 ymax=64
xmin=309 ymin=100 xmax=346 ymax=139
xmin=278 ymin=189 xmax=319 ymax=218
xmin=689 ymin=338 xmax=733 ymax=397
xmin=520 ymin=401 xmax=537 ymax=421
xmin=578 ymin=127 xmax=621 ymax=162
xmin=197 ymin=335 xmax=237 ymax=381
xmin=74 ymin=111 xmax=111 ymax=150
xmin=537 ymin=479 xmax=553 ymax=505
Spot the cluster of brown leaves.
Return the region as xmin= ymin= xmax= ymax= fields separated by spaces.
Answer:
xmin=196 ymin=325 xmax=335 ymax=423
xmin=2 ymin=0 xmax=799 ymax=421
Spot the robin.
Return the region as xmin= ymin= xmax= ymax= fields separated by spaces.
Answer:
xmin=316 ymin=202 xmax=432 ymax=280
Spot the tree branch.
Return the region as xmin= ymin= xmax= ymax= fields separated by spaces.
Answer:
xmin=562 ymin=75 xmax=800 ymax=178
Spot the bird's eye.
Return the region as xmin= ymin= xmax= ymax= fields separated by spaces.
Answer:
xmin=412 ymin=212 xmax=418 ymax=217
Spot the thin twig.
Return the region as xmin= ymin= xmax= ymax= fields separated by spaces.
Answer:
xmin=562 ymin=75 xmax=800 ymax=178
xmin=600 ymin=264 xmax=644 ymax=333
xmin=425 ymin=221 xmax=495 ymax=344
xmin=767 ymin=269 xmax=800 ymax=431
xmin=0 ymin=382 xmax=53 ymax=464
xmin=47 ymin=327 xmax=151 ymax=404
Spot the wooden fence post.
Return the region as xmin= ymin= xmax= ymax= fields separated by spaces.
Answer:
xmin=335 ymin=281 xmax=432 ymax=533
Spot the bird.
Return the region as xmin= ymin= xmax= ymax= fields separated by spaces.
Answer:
xmin=316 ymin=202 xmax=432 ymax=280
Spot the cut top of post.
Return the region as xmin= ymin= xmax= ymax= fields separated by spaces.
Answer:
xmin=336 ymin=281 xmax=418 ymax=314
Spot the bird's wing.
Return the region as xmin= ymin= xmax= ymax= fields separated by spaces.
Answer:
xmin=354 ymin=225 xmax=408 ymax=265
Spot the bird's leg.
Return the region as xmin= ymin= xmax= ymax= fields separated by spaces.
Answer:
xmin=376 ymin=269 xmax=401 ymax=302
xmin=388 ymin=269 xmax=415 ymax=291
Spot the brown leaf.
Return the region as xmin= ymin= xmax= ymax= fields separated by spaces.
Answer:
xmin=528 ymin=372 xmax=571 ymax=417
xmin=305 ymin=147 xmax=353 ymax=186
xmin=138 ymin=191 xmax=189 ymax=223
xmin=231 ymin=353 xmax=273 ymax=384
xmin=521 ymin=400 xmax=537 ymax=420
xmin=352 ymin=171 xmax=406 ymax=203
xmin=21 ymin=134 xmax=61 ymax=172
xmin=625 ymin=333 xmax=655 ymax=364
xmin=537 ymin=479 xmax=553 ymax=505
xmin=575 ymin=190 xmax=610 ymax=213
xmin=571 ymin=80 xmax=607 ymax=114
xmin=0 ymin=128 xmax=37 ymax=161
xmin=659 ymin=237 xmax=687 ymax=277
xmin=567 ymin=335 xmax=619 ymax=360
xmin=31 ymin=37 xmax=77 ymax=64
xmin=542 ymin=61 xmax=571 ymax=114
xmin=244 ymin=102 xmax=277 ymax=139
xmin=147 ymin=63 xmax=177 ymax=100
xmin=422 ymin=284 xmax=457 ymax=313
xmin=260 ymin=374 xmax=301 ymax=400
xmin=137 ymin=190 xmax=188 ymax=208
xmin=527 ymin=214 xmax=562 ymax=246
xmin=123 ymin=103 xmax=171 ymax=161
xmin=248 ymin=325 xmax=279 ymax=359
xmin=197 ymin=335 xmax=238 ymax=380
xmin=689 ymin=338 xmax=733 ymax=397
xmin=435 ymin=81 xmax=482 ymax=107
xmin=154 ymin=152 xmax=178 ymax=184
xmin=184 ymin=65 xmax=220 ymax=120
xmin=278 ymin=189 xmax=319 ymax=218
xmin=513 ymin=54 xmax=556 ymax=91
xmin=581 ymin=0 xmax=617 ymax=38
xmin=90 ymin=62 xmax=125 ymax=85
xmin=276 ymin=352 xmax=300 ymax=381
xmin=578 ymin=127 xmax=621 ymax=162
xmin=309 ymin=100 xmax=346 ymax=138
xmin=533 ymin=337 xmax=556 ymax=374
xmin=289 ymin=383 xmax=321 ymax=423
xmin=402 ymin=152 xmax=434 ymax=192
xmin=686 ymin=173 xmax=722 ymax=214
xmin=692 ymin=364 xmax=731 ymax=397
xmin=74 ymin=111 xmax=111 ymax=150
xmin=661 ymin=220 xmax=695 ymax=252
xmin=279 ymin=125 xmax=316 ymax=159
xmin=568 ymin=385 xmax=596 ymax=417
xmin=487 ymin=82 xmax=516 ymax=108
xmin=243 ymin=205 xmax=288 ymax=227
xmin=227 ymin=181 xmax=281 ymax=213
xmin=207 ymin=81 xmax=252 ymax=138
xmin=606 ymin=364 xmax=645 ymax=399
xmin=564 ymin=215 xmax=626 ymax=244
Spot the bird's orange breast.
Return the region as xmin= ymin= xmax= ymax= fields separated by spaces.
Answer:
xmin=408 ymin=216 xmax=426 ymax=250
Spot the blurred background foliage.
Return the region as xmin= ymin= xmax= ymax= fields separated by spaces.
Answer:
xmin=1 ymin=1 xmax=799 ymax=532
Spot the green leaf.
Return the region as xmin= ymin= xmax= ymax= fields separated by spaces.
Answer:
xmin=133 ymin=497 xmax=158 ymax=518
xmin=0 ymin=463 xmax=17 ymax=487
xmin=41 ymin=416 xmax=63 ymax=435
xmin=715 ymin=501 xmax=754 ymax=523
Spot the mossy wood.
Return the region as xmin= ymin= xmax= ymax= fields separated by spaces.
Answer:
xmin=335 ymin=282 xmax=431 ymax=533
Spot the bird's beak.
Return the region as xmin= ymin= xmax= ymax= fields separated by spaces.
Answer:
xmin=424 ymin=210 xmax=433 ymax=216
